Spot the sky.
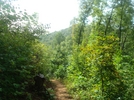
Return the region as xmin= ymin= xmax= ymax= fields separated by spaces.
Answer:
xmin=14 ymin=0 xmax=79 ymax=32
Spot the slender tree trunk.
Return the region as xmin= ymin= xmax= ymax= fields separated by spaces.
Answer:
xmin=118 ymin=0 xmax=124 ymax=50
xmin=100 ymin=67 xmax=104 ymax=98
xmin=104 ymin=8 xmax=114 ymax=35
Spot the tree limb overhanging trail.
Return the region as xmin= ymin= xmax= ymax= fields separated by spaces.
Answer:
xmin=51 ymin=80 xmax=73 ymax=100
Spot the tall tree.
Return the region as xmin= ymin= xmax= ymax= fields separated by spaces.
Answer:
xmin=67 ymin=0 xmax=134 ymax=99
xmin=0 ymin=1 xmax=49 ymax=99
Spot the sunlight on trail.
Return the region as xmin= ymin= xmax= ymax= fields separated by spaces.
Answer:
xmin=51 ymin=80 xmax=73 ymax=100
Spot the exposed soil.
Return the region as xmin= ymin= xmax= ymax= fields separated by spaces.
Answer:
xmin=51 ymin=80 xmax=73 ymax=100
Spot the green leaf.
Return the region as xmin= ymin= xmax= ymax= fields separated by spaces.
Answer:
xmin=0 ymin=88 xmax=2 ymax=92
xmin=11 ymin=9 xmax=16 ymax=13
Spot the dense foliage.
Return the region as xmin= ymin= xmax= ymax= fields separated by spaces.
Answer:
xmin=41 ymin=28 xmax=72 ymax=78
xmin=42 ymin=0 xmax=134 ymax=100
xmin=1 ymin=0 xmax=134 ymax=99
xmin=0 ymin=0 xmax=52 ymax=100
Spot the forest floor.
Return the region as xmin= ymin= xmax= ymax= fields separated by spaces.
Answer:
xmin=50 ymin=79 xmax=73 ymax=100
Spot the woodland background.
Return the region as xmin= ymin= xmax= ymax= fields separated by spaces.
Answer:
xmin=0 ymin=0 xmax=134 ymax=100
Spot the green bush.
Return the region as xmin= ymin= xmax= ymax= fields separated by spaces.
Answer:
xmin=0 ymin=1 xmax=49 ymax=99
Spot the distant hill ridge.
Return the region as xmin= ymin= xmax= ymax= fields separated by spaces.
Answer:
xmin=40 ymin=27 xmax=72 ymax=45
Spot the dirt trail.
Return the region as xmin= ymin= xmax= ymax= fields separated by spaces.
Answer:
xmin=51 ymin=80 xmax=73 ymax=100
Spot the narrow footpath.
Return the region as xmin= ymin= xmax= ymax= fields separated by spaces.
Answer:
xmin=51 ymin=80 xmax=73 ymax=100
